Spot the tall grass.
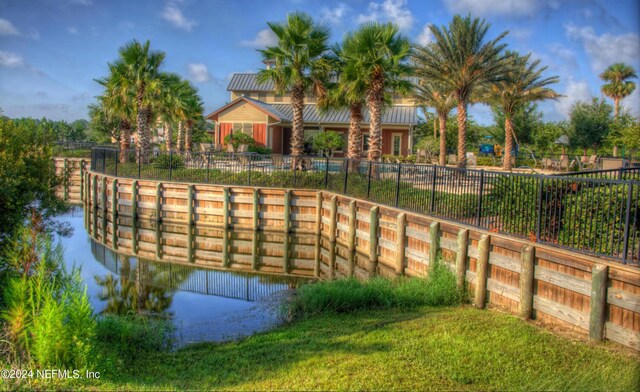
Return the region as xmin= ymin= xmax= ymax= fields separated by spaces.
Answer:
xmin=288 ymin=258 xmax=465 ymax=319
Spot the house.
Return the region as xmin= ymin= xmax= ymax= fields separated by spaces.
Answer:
xmin=206 ymin=72 xmax=418 ymax=156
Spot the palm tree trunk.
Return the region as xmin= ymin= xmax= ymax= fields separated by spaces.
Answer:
xmin=438 ymin=113 xmax=447 ymax=166
xmin=177 ymin=121 xmax=185 ymax=152
xmin=120 ymin=120 xmax=132 ymax=163
xmin=503 ymin=117 xmax=514 ymax=171
xmin=164 ymin=123 xmax=172 ymax=152
xmin=347 ymin=104 xmax=363 ymax=161
xmin=614 ymin=98 xmax=620 ymax=119
xmin=185 ymin=122 xmax=193 ymax=152
xmin=137 ymin=107 xmax=150 ymax=163
xmin=367 ymin=73 xmax=384 ymax=162
xmin=456 ymin=101 xmax=467 ymax=168
xmin=291 ymin=84 xmax=305 ymax=169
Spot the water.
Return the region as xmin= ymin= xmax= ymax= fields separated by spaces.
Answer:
xmin=56 ymin=208 xmax=306 ymax=346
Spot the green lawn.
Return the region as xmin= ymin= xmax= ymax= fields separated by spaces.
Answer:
xmin=58 ymin=306 xmax=639 ymax=391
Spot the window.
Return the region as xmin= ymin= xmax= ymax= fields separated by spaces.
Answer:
xmin=392 ymin=133 xmax=402 ymax=156
xmin=257 ymin=92 xmax=267 ymax=101
xmin=233 ymin=123 xmax=253 ymax=136
xmin=362 ymin=134 xmax=370 ymax=151
xmin=273 ymin=94 xmax=283 ymax=102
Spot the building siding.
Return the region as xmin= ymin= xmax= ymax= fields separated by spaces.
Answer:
xmin=218 ymin=101 xmax=266 ymax=123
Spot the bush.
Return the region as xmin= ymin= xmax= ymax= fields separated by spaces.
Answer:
xmin=224 ymin=132 xmax=255 ymax=150
xmin=248 ymin=145 xmax=272 ymax=155
xmin=153 ymin=153 xmax=184 ymax=170
xmin=311 ymin=131 xmax=344 ymax=157
xmin=288 ymin=258 xmax=464 ymax=319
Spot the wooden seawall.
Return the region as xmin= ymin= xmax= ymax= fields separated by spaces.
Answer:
xmin=60 ymin=160 xmax=640 ymax=351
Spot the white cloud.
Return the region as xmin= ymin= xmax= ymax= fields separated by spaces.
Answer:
xmin=565 ymin=24 xmax=640 ymax=72
xmin=443 ymin=0 xmax=540 ymax=17
xmin=322 ymin=3 xmax=349 ymax=24
xmin=187 ymin=63 xmax=211 ymax=83
xmin=554 ymin=78 xmax=592 ymax=118
xmin=240 ymin=28 xmax=278 ymax=48
xmin=0 ymin=18 xmax=20 ymax=36
xmin=416 ymin=24 xmax=434 ymax=46
xmin=621 ymin=89 xmax=639 ymax=116
xmin=547 ymin=43 xmax=577 ymax=68
xmin=161 ymin=2 xmax=197 ymax=32
xmin=0 ymin=51 xmax=25 ymax=68
xmin=358 ymin=0 xmax=414 ymax=31
xmin=67 ymin=27 xmax=78 ymax=34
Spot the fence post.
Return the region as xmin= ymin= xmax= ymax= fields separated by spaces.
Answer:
xmin=366 ymin=161 xmax=372 ymax=199
xmin=343 ymin=160 xmax=349 ymax=194
xmin=169 ymin=150 xmax=173 ymax=181
xmin=206 ymin=152 xmax=210 ymax=184
xmin=622 ymin=183 xmax=634 ymax=264
xmin=252 ymin=189 xmax=260 ymax=271
xmin=535 ymin=176 xmax=545 ymax=242
xmin=63 ymin=158 xmax=68 ymax=201
xmin=518 ymin=245 xmax=535 ymax=319
xmin=589 ymin=264 xmax=608 ymax=341
xmin=247 ymin=156 xmax=252 ymax=186
xmin=395 ymin=212 xmax=406 ymax=275
xmin=456 ymin=229 xmax=469 ymax=289
xmin=111 ymin=179 xmax=118 ymax=248
xmin=618 ymin=167 xmax=623 ymax=180
xmin=222 ymin=187 xmax=230 ymax=268
xmin=474 ymin=234 xmax=490 ymax=309
xmin=329 ymin=196 xmax=338 ymax=279
xmin=369 ymin=206 xmax=379 ymax=277
xmin=324 ymin=157 xmax=329 ymax=190
xmin=313 ymin=192 xmax=323 ymax=278
xmin=476 ymin=170 xmax=485 ymax=227
xmin=429 ymin=221 xmax=440 ymax=267
xmin=395 ymin=163 xmax=402 ymax=207
xmin=430 ymin=165 xmax=438 ymax=213
xmin=137 ymin=149 xmax=141 ymax=179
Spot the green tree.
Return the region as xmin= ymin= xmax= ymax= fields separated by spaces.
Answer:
xmin=600 ymin=63 xmax=637 ymax=118
xmin=413 ymin=15 xmax=509 ymax=167
xmin=256 ymin=12 xmax=331 ymax=167
xmin=568 ymin=98 xmax=613 ymax=156
xmin=340 ymin=22 xmax=413 ymax=161
xmin=109 ymin=40 xmax=166 ymax=161
xmin=311 ymin=131 xmax=344 ymax=157
xmin=414 ymin=82 xmax=455 ymax=165
xmin=483 ymin=52 xmax=560 ymax=170
xmin=530 ymin=121 xmax=568 ymax=156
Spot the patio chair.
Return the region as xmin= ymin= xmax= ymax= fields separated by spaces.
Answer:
xmin=557 ymin=156 xmax=569 ymax=171
xmin=447 ymin=154 xmax=457 ymax=165
xmin=237 ymin=154 xmax=249 ymax=166
xmin=199 ymin=143 xmax=212 ymax=153
xmin=541 ymin=158 xmax=554 ymax=170
xmin=586 ymin=155 xmax=599 ymax=169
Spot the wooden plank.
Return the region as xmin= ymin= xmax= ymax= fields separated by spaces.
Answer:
xmin=607 ymin=287 xmax=640 ymax=313
xmin=405 ymin=227 xmax=428 ymax=242
xmin=406 ymin=248 xmax=428 ymax=263
xmin=489 ymin=251 xmax=522 ymax=273
xmin=534 ymin=296 xmax=589 ymax=330
xmin=534 ymin=266 xmax=591 ymax=296
xmin=441 ymin=237 xmax=457 ymax=252
xmin=487 ymin=278 xmax=520 ymax=302
xmin=604 ymin=322 xmax=640 ymax=351
xmin=379 ymin=238 xmax=396 ymax=252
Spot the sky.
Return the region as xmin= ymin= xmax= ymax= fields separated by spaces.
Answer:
xmin=0 ymin=0 xmax=639 ymax=125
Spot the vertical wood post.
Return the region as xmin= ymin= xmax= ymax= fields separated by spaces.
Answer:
xmin=282 ymin=190 xmax=291 ymax=274
xmin=222 ymin=187 xmax=230 ymax=267
xmin=131 ymin=180 xmax=138 ymax=255
xmin=111 ymin=179 xmax=118 ymax=250
xmin=101 ymin=177 xmax=107 ymax=243
xmin=155 ymin=183 xmax=162 ymax=222
xmin=187 ymin=185 xmax=195 ymax=263
xmin=369 ymin=206 xmax=379 ymax=277
xmin=63 ymin=158 xmax=69 ymax=201
xmin=589 ymin=264 xmax=609 ymax=341
xmin=313 ymin=192 xmax=323 ymax=278
xmin=518 ymin=245 xmax=535 ymax=319
xmin=429 ymin=221 xmax=440 ymax=267
xmin=84 ymin=172 xmax=89 ymax=229
xmin=92 ymin=175 xmax=98 ymax=237
xmin=474 ymin=234 xmax=491 ymax=309
xmin=155 ymin=220 xmax=162 ymax=260
xmin=252 ymin=189 xmax=260 ymax=271
xmin=347 ymin=200 xmax=357 ymax=277
xmin=456 ymin=229 xmax=469 ymax=289
xmin=395 ymin=213 xmax=406 ymax=275
xmin=80 ymin=159 xmax=85 ymax=202
xmin=329 ymin=196 xmax=338 ymax=278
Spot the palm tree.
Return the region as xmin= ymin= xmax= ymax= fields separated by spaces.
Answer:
xmin=414 ymin=80 xmax=456 ymax=166
xmin=158 ymin=73 xmax=184 ymax=152
xmin=340 ymin=23 xmax=413 ymax=161
xmin=413 ymin=15 xmax=509 ymax=167
xmin=600 ymin=63 xmax=637 ymax=118
xmin=181 ymin=84 xmax=205 ymax=153
xmin=483 ymin=52 xmax=560 ymax=170
xmin=111 ymin=40 xmax=166 ymax=161
xmin=256 ymin=12 xmax=331 ymax=168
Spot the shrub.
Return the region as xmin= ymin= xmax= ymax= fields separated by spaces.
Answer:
xmin=153 ymin=153 xmax=184 ymax=170
xmin=248 ymin=145 xmax=272 ymax=155
xmin=288 ymin=258 xmax=464 ymax=319
xmin=224 ymin=132 xmax=255 ymax=150
xmin=311 ymin=131 xmax=344 ymax=157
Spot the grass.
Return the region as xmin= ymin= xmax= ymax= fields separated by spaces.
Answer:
xmin=41 ymin=306 xmax=640 ymax=391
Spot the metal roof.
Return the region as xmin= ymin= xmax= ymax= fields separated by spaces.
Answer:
xmin=270 ymin=104 xmax=418 ymax=125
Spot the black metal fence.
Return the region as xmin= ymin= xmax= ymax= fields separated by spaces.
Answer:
xmin=91 ymin=147 xmax=640 ymax=264
xmin=553 ymin=167 xmax=640 ymax=181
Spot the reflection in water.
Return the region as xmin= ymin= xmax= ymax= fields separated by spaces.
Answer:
xmin=56 ymin=209 xmax=310 ymax=344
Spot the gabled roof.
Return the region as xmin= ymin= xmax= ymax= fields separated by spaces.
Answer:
xmin=227 ymin=73 xmax=419 ymax=92
xmin=207 ymin=95 xmax=418 ymax=125
xmin=205 ymin=95 xmax=288 ymax=121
